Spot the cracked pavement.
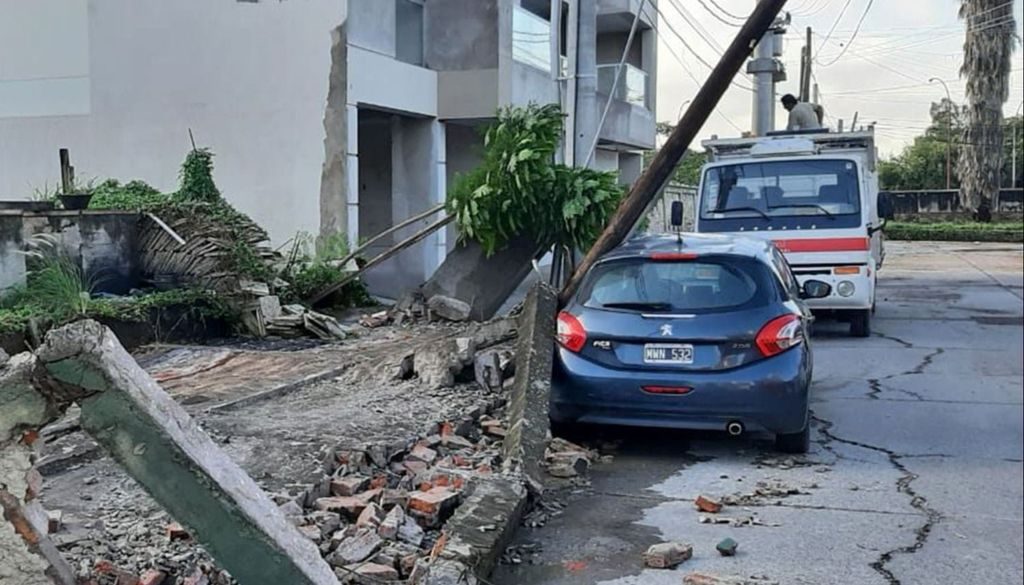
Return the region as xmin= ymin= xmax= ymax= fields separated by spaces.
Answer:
xmin=494 ymin=241 xmax=1023 ymax=585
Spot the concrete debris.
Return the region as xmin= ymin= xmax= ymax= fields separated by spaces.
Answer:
xmin=684 ymin=573 xmax=780 ymax=585
xmin=473 ymin=351 xmax=503 ymax=391
xmin=695 ymin=494 xmax=724 ymax=513
xmin=544 ymin=437 xmax=597 ymax=479
xmin=716 ymin=537 xmax=739 ymax=556
xmin=263 ymin=302 xmax=352 ymax=340
xmin=340 ymin=561 xmax=399 ymax=583
xmin=722 ymin=479 xmax=807 ymax=506
xmin=699 ymin=514 xmax=778 ymax=528
xmin=359 ymin=310 xmax=390 ymax=328
xmin=328 ymin=527 xmax=382 ymax=566
xmin=642 ymin=542 xmax=693 ymax=569
xmin=427 ymin=295 xmax=473 ymax=322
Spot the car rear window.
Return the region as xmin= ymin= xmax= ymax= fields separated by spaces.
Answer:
xmin=578 ymin=256 xmax=770 ymax=313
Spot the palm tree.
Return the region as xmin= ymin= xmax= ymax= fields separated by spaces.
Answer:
xmin=958 ymin=0 xmax=1017 ymax=220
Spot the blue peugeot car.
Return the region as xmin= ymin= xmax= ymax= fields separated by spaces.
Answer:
xmin=551 ymin=233 xmax=832 ymax=453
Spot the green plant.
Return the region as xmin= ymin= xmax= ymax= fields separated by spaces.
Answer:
xmin=89 ymin=179 xmax=167 ymax=210
xmin=279 ymin=231 xmax=371 ymax=306
xmin=177 ymin=148 xmax=221 ymax=202
xmin=18 ymin=234 xmax=97 ymax=319
xmin=66 ymin=175 xmax=97 ymax=195
xmin=448 ymin=104 xmax=624 ymax=255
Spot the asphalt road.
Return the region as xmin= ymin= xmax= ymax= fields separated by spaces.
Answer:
xmin=494 ymin=241 xmax=1024 ymax=585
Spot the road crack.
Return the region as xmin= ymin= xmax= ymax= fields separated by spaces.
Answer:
xmin=873 ymin=332 xmax=914 ymax=348
xmin=812 ymin=414 xmax=942 ymax=585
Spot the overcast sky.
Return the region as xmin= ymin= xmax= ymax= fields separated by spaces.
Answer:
xmin=653 ymin=0 xmax=1024 ymax=156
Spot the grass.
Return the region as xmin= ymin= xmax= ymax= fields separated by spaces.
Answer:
xmin=885 ymin=220 xmax=1023 ymax=243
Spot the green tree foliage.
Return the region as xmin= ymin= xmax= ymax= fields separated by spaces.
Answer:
xmin=448 ymin=104 xmax=623 ymax=255
xmin=647 ymin=122 xmax=707 ymax=186
xmin=879 ymin=98 xmax=1022 ymax=191
xmin=178 ymin=148 xmax=222 ymax=202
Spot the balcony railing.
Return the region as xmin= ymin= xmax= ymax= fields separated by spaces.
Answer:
xmin=597 ymin=63 xmax=648 ymax=108
xmin=512 ymin=5 xmax=552 ymax=73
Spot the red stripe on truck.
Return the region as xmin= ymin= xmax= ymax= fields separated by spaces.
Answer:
xmin=772 ymin=237 xmax=870 ymax=253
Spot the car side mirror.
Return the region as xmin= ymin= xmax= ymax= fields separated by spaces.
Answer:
xmin=801 ymin=280 xmax=832 ymax=299
xmin=877 ymin=195 xmax=894 ymax=221
xmin=670 ymin=201 xmax=684 ymax=228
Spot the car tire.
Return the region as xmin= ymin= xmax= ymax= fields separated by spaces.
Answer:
xmin=850 ymin=309 xmax=871 ymax=337
xmin=775 ymin=424 xmax=810 ymax=454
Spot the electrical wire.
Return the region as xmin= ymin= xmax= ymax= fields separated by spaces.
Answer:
xmin=707 ymin=0 xmax=746 ymax=21
xmin=695 ymin=0 xmax=744 ymax=27
xmin=645 ymin=1 xmax=755 ymax=92
xmin=816 ymin=0 xmax=876 ymax=67
xmin=815 ymin=0 xmax=854 ymax=54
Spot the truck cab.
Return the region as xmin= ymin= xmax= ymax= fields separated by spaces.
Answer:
xmin=693 ymin=130 xmax=890 ymax=337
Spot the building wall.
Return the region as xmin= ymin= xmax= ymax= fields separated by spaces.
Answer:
xmin=0 ymin=0 xmax=346 ymax=246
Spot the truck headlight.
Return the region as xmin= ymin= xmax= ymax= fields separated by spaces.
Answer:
xmin=837 ymin=280 xmax=856 ymax=297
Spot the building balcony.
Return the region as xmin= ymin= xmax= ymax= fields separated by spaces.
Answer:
xmin=597 ymin=0 xmax=657 ymax=32
xmin=596 ymin=64 xmax=655 ymax=149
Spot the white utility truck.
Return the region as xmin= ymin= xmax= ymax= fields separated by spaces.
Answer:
xmin=694 ymin=129 xmax=891 ymax=337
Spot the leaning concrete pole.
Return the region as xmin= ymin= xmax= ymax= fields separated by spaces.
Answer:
xmin=558 ymin=0 xmax=789 ymax=305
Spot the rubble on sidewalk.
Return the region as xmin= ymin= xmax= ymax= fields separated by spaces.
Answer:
xmin=721 ymin=479 xmax=809 ymax=506
xmin=259 ymin=301 xmax=352 ymax=341
xmin=642 ymin=542 xmax=693 ymax=569
xmin=716 ymin=537 xmax=739 ymax=557
xmin=543 ymin=438 xmax=598 ymax=480
xmin=695 ymin=494 xmax=724 ymax=513
xmin=684 ymin=573 xmax=780 ymax=585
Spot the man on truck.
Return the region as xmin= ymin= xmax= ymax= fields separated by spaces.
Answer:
xmin=781 ymin=94 xmax=822 ymax=131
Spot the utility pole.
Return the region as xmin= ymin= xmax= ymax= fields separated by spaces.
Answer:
xmin=560 ymin=0 xmax=791 ymax=305
xmin=747 ymin=4 xmax=789 ymax=136
xmin=929 ymin=77 xmax=953 ymax=190
xmin=800 ymin=26 xmax=812 ymax=102
xmin=564 ymin=0 xmax=579 ymax=167
xmin=1012 ymin=101 xmax=1022 ymax=189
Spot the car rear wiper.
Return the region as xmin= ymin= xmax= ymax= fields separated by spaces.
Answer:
xmin=713 ymin=206 xmax=770 ymax=220
xmin=602 ymin=302 xmax=673 ymax=311
xmin=768 ymin=203 xmax=836 ymax=219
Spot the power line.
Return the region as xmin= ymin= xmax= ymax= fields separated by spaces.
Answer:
xmin=644 ymin=8 xmax=745 ymax=133
xmin=816 ymin=0 xmax=876 ymax=67
xmin=815 ymin=0 xmax=854 ymax=54
xmin=707 ymin=0 xmax=746 ymax=21
xmin=695 ymin=0 xmax=743 ymax=27
xmin=645 ymin=1 xmax=755 ymax=92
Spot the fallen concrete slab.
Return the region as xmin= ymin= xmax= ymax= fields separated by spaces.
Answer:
xmin=501 ymin=283 xmax=557 ymax=492
xmin=1 ymin=321 xmax=339 ymax=585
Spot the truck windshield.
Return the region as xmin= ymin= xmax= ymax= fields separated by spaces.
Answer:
xmin=700 ymin=159 xmax=860 ymax=221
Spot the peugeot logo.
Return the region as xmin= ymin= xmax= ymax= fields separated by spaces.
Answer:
xmin=660 ymin=324 xmax=673 ymax=337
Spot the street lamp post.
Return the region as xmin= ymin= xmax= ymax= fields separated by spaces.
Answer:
xmin=929 ymin=78 xmax=953 ymax=190
xmin=1013 ymin=101 xmax=1023 ymax=189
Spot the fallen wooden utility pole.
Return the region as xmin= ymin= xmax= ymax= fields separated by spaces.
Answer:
xmin=312 ymin=213 xmax=455 ymax=304
xmin=329 ymin=202 xmax=445 ymax=269
xmin=558 ymin=0 xmax=789 ymax=305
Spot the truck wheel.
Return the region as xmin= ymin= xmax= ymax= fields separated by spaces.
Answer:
xmin=775 ymin=425 xmax=810 ymax=454
xmin=850 ymin=309 xmax=871 ymax=337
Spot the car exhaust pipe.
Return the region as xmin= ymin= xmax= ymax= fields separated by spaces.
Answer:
xmin=726 ymin=421 xmax=744 ymax=436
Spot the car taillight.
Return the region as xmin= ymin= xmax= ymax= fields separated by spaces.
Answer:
xmin=556 ymin=311 xmax=587 ymax=353
xmin=755 ymin=314 xmax=803 ymax=357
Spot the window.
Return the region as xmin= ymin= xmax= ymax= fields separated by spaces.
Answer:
xmin=395 ymin=0 xmax=424 ymax=66
xmin=579 ymin=257 xmax=770 ymax=313
xmin=770 ymin=248 xmax=800 ymax=298
xmin=701 ymin=159 xmax=861 ymax=220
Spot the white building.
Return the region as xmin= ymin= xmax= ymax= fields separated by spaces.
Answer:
xmin=0 ymin=0 xmax=657 ymax=294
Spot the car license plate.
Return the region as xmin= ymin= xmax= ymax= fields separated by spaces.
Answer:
xmin=644 ymin=344 xmax=694 ymax=365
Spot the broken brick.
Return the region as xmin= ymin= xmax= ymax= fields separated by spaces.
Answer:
xmin=47 ymin=509 xmax=63 ymax=534
xmin=330 ymin=475 xmax=370 ymax=497
xmin=643 ymin=542 xmax=693 ymax=569
xmin=407 ymin=444 xmax=438 ymax=465
xmin=344 ymin=562 xmax=399 ymax=582
xmin=378 ymin=505 xmax=405 ymax=540
xmin=356 ymin=503 xmax=385 ymax=528
xmin=315 ymin=496 xmax=367 ymax=519
xmin=695 ymin=494 xmax=723 ymax=513
xmin=382 ymin=488 xmax=409 ymax=509
xmin=403 ymin=460 xmax=429 ymax=475
xmin=297 ymin=524 xmax=322 ymax=542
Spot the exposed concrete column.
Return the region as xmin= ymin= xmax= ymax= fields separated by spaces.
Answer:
xmin=346 ymin=103 xmax=361 ymax=247
xmin=428 ymin=120 xmax=448 ymax=275
xmin=319 ymin=20 xmax=351 ymax=243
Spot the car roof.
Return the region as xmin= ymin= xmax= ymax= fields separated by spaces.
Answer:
xmin=600 ymin=233 xmax=775 ymax=263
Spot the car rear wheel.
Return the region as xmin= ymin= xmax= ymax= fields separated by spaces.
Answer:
xmin=775 ymin=424 xmax=810 ymax=454
xmin=849 ymin=309 xmax=871 ymax=337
